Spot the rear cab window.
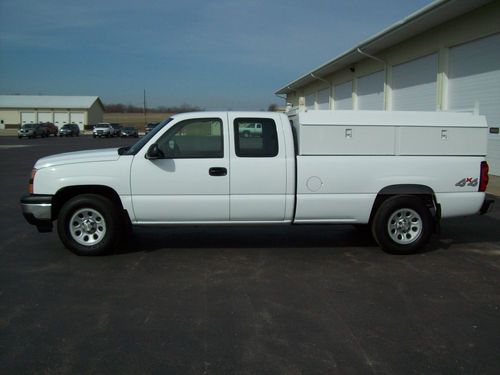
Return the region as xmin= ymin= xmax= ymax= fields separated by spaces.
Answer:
xmin=233 ymin=118 xmax=278 ymax=157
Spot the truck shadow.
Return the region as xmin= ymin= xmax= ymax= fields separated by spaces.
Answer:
xmin=114 ymin=210 xmax=500 ymax=255
xmin=117 ymin=224 xmax=378 ymax=254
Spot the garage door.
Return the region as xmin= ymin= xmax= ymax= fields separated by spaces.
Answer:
xmin=37 ymin=112 xmax=53 ymax=123
xmin=305 ymin=93 xmax=315 ymax=109
xmin=70 ymin=112 xmax=85 ymax=130
xmin=21 ymin=112 xmax=36 ymax=125
xmin=317 ymin=88 xmax=330 ymax=109
xmin=54 ymin=112 xmax=69 ymax=127
xmin=447 ymin=33 xmax=500 ymax=175
xmin=334 ymin=81 xmax=352 ymax=110
xmin=357 ymin=70 xmax=384 ymax=110
xmin=392 ymin=53 xmax=437 ymax=111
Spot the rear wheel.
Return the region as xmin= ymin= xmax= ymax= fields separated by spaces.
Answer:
xmin=372 ymin=195 xmax=432 ymax=254
xmin=57 ymin=194 xmax=120 ymax=255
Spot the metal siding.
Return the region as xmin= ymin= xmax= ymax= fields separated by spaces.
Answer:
xmin=334 ymin=81 xmax=352 ymax=110
xmin=392 ymin=54 xmax=438 ymax=111
xmin=447 ymin=33 xmax=500 ymax=175
xmin=357 ymin=70 xmax=384 ymax=110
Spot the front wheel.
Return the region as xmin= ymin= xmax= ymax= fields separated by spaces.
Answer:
xmin=57 ymin=194 xmax=121 ymax=255
xmin=372 ymin=196 xmax=433 ymax=254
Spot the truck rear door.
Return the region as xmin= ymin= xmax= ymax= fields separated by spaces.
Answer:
xmin=228 ymin=114 xmax=288 ymax=222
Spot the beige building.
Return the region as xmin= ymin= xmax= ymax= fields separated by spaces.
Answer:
xmin=0 ymin=95 xmax=104 ymax=131
xmin=275 ymin=0 xmax=500 ymax=175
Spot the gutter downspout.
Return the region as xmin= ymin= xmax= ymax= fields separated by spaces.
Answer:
xmin=356 ymin=48 xmax=389 ymax=110
xmin=356 ymin=48 xmax=386 ymax=65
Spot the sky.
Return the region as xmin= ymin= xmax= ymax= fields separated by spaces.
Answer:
xmin=0 ymin=0 xmax=433 ymax=110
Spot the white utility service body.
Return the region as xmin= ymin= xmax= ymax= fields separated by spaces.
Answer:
xmin=21 ymin=110 xmax=492 ymax=255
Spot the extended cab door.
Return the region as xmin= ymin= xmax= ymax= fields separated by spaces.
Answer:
xmin=228 ymin=114 xmax=289 ymax=222
xmin=130 ymin=116 xmax=230 ymax=222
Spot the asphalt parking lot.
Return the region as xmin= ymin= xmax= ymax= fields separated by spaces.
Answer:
xmin=0 ymin=135 xmax=499 ymax=374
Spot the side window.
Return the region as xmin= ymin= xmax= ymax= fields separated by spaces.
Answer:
xmin=157 ymin=118 xmax=223 ymax=158
xmin=234 ymin=118 xmax=278 ymax=157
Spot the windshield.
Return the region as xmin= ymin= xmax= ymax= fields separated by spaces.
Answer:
xmin=22 ymin=124 xmax=35 ymax=129
xmin=121 ymin=118 xmax=172 ymax=155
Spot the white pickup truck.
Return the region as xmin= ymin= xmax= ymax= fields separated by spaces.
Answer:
xmin=21 ymin=110 xmax=493 ymax=255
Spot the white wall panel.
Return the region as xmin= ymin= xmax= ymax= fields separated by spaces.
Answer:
xmin=357 ymin=70 xmax=384 ymax=110
xmin=447 ymin=33 xmax=500 ymax=175
xmin=334 ymin=81 xmax=352 ymax=110
xmin=392 ymin=54 xmax=437 ymax=111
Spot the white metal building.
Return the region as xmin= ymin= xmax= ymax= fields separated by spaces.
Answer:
xmin=275 ymin=0 xmax=500 ymax=175
xmin=0 ymin=95 xmax=104 ymax=130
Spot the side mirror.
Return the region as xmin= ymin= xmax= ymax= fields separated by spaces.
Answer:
xmin=145 ymin=143 xmax=164 ymax=160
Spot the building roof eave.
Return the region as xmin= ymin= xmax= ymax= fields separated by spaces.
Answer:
xmin=275 ymin=0 xmax=493 ymax=95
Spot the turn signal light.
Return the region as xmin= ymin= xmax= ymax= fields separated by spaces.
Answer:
xmin=479 ymin=161 xmax=489 ymax=192
xmin=28 ymin=168 xmax=37 ymax=194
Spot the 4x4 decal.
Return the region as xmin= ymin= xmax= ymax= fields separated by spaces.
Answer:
xmin=455 ymin=177 xmax=478 ymax=187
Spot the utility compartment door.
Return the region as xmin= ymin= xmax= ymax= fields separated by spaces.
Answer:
xmin=228 ymin=114 xmax=288 ymax=222
xmin=130 ymin=117 xmax=230 ymax=222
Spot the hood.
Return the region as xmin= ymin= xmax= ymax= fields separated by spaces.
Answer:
xmin=35 ymin=148 xmax=121 ymax=168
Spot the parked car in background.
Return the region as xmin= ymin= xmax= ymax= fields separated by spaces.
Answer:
xmin=18 ymin=123 xmax=45 ymax=139
xmin=93 ymin=123 xmax=113 ymax=138
xmin=239 ymin=122 xmax=263 ymax=137
xmin=120 ymin=126 xmax=139 ymax=138
xmin=145 ymin=122 xmax=159 ymax=134
xmin=40 ymin=122 xmax=58 ymax=137
xmin=59 ymin=123 xmax=80 ymax=137
xmin=110 ymin=123 xmax=123 ymax=137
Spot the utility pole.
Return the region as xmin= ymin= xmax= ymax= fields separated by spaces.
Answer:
xmin=143 ymin=89 xmax=147 ymax=128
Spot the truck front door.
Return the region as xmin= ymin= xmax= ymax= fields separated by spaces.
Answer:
xmin=130 ymin=117 xmax=230 ymax=222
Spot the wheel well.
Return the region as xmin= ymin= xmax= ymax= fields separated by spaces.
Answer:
xmin=52 ymin=185 xmax=125 ymax=220
xmin=369 ymin=185 xmax=437 ymax=224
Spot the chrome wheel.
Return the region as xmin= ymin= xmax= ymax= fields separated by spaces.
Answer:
xmin=387 ymin=208 xmax=422 ymax=245
xmin=69 ymin=208 xmax=107 ymax=246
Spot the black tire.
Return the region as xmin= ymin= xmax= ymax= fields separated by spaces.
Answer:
xmin=371 ymin=195 xmax=433 ymax=254
xmin=57 ymin=194 xmax=121 ymax=256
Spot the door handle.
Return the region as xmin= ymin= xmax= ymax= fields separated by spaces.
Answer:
xmin=209 ymin=167 xmax=227 ymax=176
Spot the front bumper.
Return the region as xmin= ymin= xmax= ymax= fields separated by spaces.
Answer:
xmin=20 ymin=194 xmax=53 ymax=232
